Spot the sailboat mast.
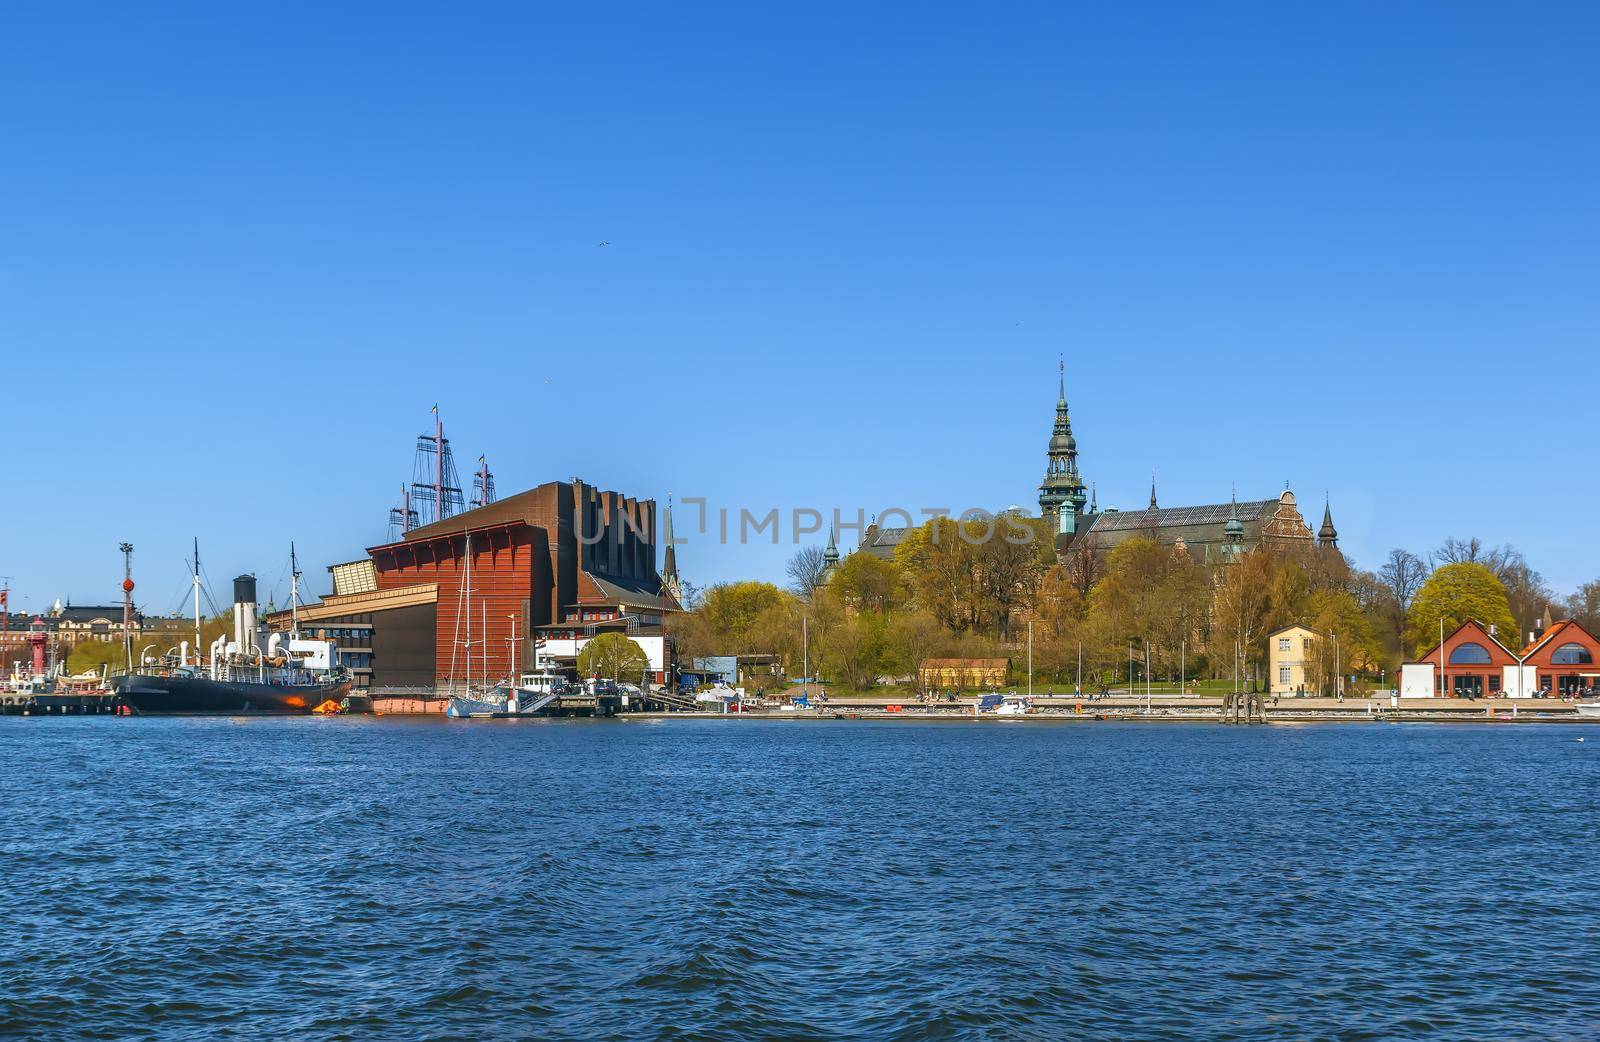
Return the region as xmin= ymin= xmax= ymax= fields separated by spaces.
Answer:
xmin=464 ymin=530 xmax=472 ymax=694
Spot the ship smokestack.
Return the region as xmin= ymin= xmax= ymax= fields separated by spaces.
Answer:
xmin=232 ymin=575 xmax=258 ymax=654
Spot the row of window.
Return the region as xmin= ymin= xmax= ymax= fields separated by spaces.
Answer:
xmin=1449 ymin=641 xmax=1594 ymax=665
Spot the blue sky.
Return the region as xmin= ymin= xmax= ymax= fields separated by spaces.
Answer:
xmin=3 ymin=2 xmax=1598 ymax=615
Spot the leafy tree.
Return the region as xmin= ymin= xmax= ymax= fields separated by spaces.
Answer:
xmin=894 ymin=518 xmax=983 ymax=632
xmin=975 ymin=513 xmax=1052 ymax=638
xmin=700 ymin=581 xmax=788 ymax=652
xmin=832 ymin=551 xmax=903 ymax=614
xmin=578 ymin=632 xmax=649 ymax=681
xmin=1303 ymin=589 xmax=1382 ymax=694
xmin=66 ymin=639 xmax=124 ymax=676
xmin=819 ymin=611 xmax=886 ymax=690
xmin=1213 ymin=549 xmax=1276 ymax=684
xmin=1405 ymin=563 xmax=1517 ymax=657
xmin=663 ymin=607 xmax=711 ymax=664
xmin=881 ymin=608 xmax=947 ymax=685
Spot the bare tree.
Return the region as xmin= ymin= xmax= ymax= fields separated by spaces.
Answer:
xmin=1492 ymin=546 xmax=1553 ymax=639
xmin=1567 ymin=580 xmax=1600 ymax=633
xmin=785 ymin=546 xmax=827 ymax=598
xmin=1431 ymin=537 xmax=1485 ymax=569
xmin=1378 ymin=549 xmax=1427 ymax=609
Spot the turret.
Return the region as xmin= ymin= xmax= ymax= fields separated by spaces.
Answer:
xmin=1317 ymin=494 xmax=1338 ymax=548
xmin=1223 ymin=486 xmax=1245 ymax=560
xmin=820 ymin=525 xmax=841 ymax=583
xmin=1038 ymin=355 xmax=1088 ymax=541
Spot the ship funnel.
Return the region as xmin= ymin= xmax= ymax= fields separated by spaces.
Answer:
xmin=232 ymin=574 xmax=259 ymax=654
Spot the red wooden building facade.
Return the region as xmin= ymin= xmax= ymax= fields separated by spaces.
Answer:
xmin=365 ymin=478 xmax=675 ymax=687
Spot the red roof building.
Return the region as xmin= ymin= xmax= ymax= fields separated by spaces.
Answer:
xmin=1410 ymin=619 xmax=1521 ymax=698
xmin=1405 ymin=618 xmax=1600 ymax=698
xmin=1518 ymin=620 xmax=1600 ymax=698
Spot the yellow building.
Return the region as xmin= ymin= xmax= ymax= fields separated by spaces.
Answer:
xmin=918 ymin=658 xmax=1009 ymax=691
xmin=1267 ymin=625 xmax=1321 ymax=696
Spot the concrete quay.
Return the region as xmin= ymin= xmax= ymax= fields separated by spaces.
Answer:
xmin=621 ymin=694 xmax=1592 ymax=723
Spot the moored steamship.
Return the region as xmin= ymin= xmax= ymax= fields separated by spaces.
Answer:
xmin=114 ymin=552 xmax=354 ymax=715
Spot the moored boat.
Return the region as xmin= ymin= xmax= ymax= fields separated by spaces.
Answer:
xmin=114 ymin=546 xmax=354 ymax=715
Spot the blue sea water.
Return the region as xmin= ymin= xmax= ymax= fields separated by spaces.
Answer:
xmin=2 ymin=717 xmax=1598 ymax=1041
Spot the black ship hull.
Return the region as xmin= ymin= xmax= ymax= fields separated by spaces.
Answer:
xmin=114 ymin=673 xmax=352 ymax=715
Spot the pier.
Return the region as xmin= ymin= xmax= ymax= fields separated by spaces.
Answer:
xmin=1 ymin=692 xmax=119 ymax=715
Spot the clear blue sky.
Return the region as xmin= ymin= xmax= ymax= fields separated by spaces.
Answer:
xmin=4 ymin=2 xmax=1598 ymax=616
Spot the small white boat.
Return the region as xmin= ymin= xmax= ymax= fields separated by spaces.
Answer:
xmin=1576 ymin=700 xmax=1600 ymax=719
xmin=994 ymin=694 xmax=1033 ymax=717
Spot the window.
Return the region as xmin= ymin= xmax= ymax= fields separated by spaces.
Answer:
xmin=1489 ymin=675 xmax=1501 ymax=693
xmin=1551 ymin=643 xmax=1594 ymax=665
xmin=1278 ymin=638 xmax=1291 ymax=652
xmin=1303 ymin=637 xmax=1312 ymax=651
xmin=1279 ymin=666 xmax=1292 ymax=684
xmin=1449 ymin=642 xmax=1492 ymax=665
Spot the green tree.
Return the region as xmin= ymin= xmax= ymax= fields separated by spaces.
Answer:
xmin=894 ymin=518 xmax=983 ymax=632
xmin=831 ymin=551 xmax=903 ymax=613
xmin=819 ymin=611 xmax=886 ymax=691
xmin=578 ymin=632 xmax=649 ymax=681
xmin=1405 ymin=562 xmax=1517 ymax=657
xmin=880 ymin=608 xmax=947 ymax=684
xmin=1213 ymin=548 xmax=1276 ymax=684
xmin=66 ymin=639 xmax=124 ymax=676
xmin=700 ymin=581 xmax=787 ymax=652
xmin=1303 ymin=589 xmax=1382 ymax=694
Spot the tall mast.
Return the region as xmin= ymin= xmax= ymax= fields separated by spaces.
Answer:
xmin=192 ymin=538 xmax=203 ymax=663
xmin=119 ymin=543 xmax=135 ymax=671
xmin=434 ymin=405 xmax=444 ymax=525
xmin=289 ymin=542 xmax=301 ymax=640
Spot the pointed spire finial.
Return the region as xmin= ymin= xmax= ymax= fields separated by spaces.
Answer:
xmin=1058 ymin=353 xmax=1064 ymax=399
xmin=1149 ymin=470 xmax=1158 ymax=511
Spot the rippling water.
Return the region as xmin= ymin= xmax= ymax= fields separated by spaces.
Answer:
xmin=2 ymin=718 xmax=1598 ymax=1040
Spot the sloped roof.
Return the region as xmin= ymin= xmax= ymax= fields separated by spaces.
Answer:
xmin=402 ymin=485 xmax=549 ymax=542
xmin=578 ymin=572 xmax=681 ymax=613
xmin=1412 ymin=619 xmax=1521 ymax=664
xmin=1086 ymin=500 xmax=1272 ymax=533
xmin=1520 ymin=618 xmax=1600 ymax=660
